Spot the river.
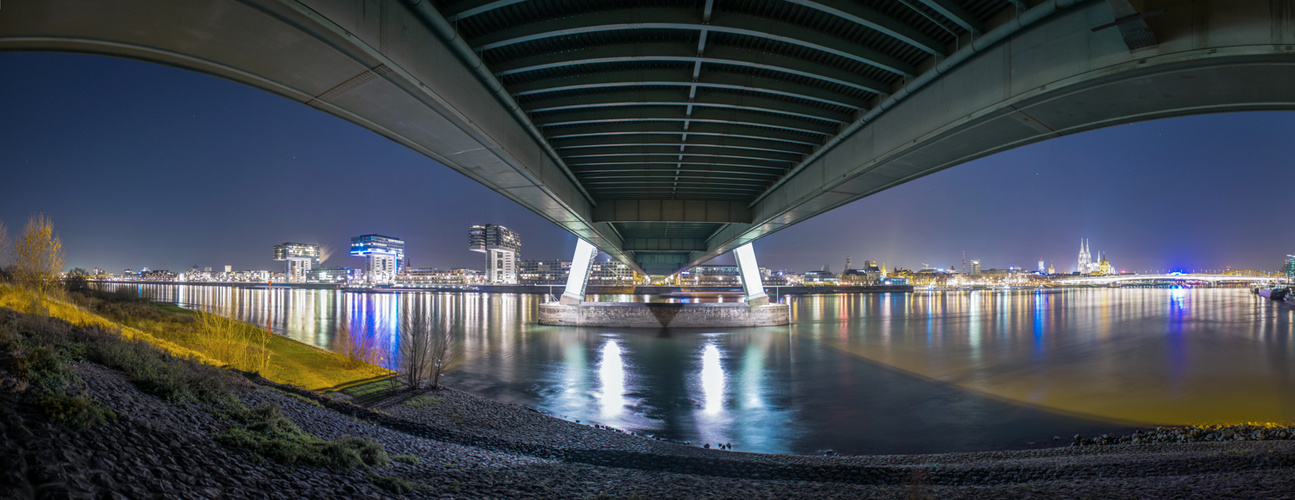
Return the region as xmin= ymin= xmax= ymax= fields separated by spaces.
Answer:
xmin=93 ymin=284 xmax=1295 ymax=455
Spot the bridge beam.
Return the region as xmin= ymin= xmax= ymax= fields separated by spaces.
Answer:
xmin=593 ymin=200 xmax=752 ymax=224
xmin=623 ymin=239 xmax=708 ymax=252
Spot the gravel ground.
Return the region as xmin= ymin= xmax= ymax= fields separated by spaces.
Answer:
xmin=3 ymin=361 xmax=1294 ymax=499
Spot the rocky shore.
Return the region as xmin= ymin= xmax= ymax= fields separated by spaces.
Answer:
xmin=4 ymin=356 xmax=1295 ymax=499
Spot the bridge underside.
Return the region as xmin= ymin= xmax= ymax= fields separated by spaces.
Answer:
xmin=4 ymin=0 xmax=1295 ymax=275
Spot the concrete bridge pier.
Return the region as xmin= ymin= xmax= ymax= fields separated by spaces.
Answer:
xmin=539 ymin=240 xmax=789 ymax=327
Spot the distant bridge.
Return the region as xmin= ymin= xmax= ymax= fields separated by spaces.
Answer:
xmin=6 ymin=0 xmax=1295 ymax=281
xmin=1056 ymin=274 xmax=1287 ymax=286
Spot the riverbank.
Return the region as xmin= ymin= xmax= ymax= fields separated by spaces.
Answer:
xmin=4 ymin=344 xmax=1294 ymax=498
xmin=0 ymin=284 xmax=387 ymax=391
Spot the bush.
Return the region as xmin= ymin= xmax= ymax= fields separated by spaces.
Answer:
xmin=7 ymin=322 xmax=115 ymax=429
xmin=198 ymin=311 xmax=270 ymax=374
xmin=14 ymin=345 xmax=76 ymax=393
xmin=215 ymin=405 xmax=390 ymax=470
xmin=331 ymin=322 xmax=384 ymax=370
xmin=366 ymin=474 xmax=426 ymax=494
xmin=0 ymin=317 xmax=17 ymax=352
xmin=37 ymin=394 xmax=116 ymax=428
xmin=63 ymin=275 xmax=88 ymax=293
xmin=87 ymin=335 xmax=242 ymax=409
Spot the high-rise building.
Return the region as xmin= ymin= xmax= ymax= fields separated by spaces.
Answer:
xmin=350 ymin=234 xmax=405 ymax=284
xmin=272 ymin=242 xmax=320 ymax=282
xmin=470 ymin=224 xmax=521 ymax=284
xmin=969 ymin=260 xmax=981 ymax=277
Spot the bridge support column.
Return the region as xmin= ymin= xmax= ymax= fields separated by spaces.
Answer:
xmin=733 ymin=243 xmax=769 ymax=307
xmin=559 ymin=238 xmax=599 ymax=305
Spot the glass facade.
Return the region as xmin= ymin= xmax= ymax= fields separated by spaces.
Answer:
xmin=350 ymin=234 xmax=405 ymax=284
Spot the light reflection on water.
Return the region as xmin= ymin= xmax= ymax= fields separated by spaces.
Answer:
xmin=95 ymin=284 xmax=1295 ymax=455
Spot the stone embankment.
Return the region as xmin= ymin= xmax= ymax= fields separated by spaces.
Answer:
xmin=4 ymin=361 xmax=1295 ymax=498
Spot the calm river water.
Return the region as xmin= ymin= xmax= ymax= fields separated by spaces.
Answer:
xmin=97 ymin=284 xmax=1295 ymax=455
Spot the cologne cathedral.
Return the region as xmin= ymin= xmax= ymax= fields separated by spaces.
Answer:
xmin=1078 ymin=239 xmax=1113 ymax=275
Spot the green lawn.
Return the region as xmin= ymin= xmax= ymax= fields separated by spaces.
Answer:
xmin=0 ymin=285 xmax=390 ymax=391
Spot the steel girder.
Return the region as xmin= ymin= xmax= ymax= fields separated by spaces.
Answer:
xmin=494 ymin=43 xmax=889 ymax=95
xmin=469 ymin=8 xmax=917 ymax=77
xmin=532 ymin=107 xmax=839 ymax=136
xmin=524 ymin=88 xmax=855 ymax=124
xmin=511 ymin=68 xmax=873 ymax=110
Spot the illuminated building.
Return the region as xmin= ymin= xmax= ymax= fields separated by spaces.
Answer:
xmin=591 ymin=261 xmax=640 ymax=283
xmin=307 ymin=266 xmax=355 ymax=284
xmin=676 ymin=265 xmax=775 ymax=286
xmin=1078 ymin=239 xmax=1092 ymax=273
xmin=969 ymin=260 xmax=982 ymax=277
xmin=469 ymin=224 xmax=521 ymax=284
xmin=1097 ymin=252 xmax=1114 ymax=275
xmin=272 ymin=242 xmax=320 ymax=282
xmin=398 ymin=267 xmax=479 ymax=285
xmin=840 ymin=261 xmax=883 ymax=285
xmin=1077 ymin=239 xmax=1109 ymax=274
xmin=350 ymin=234 xmax=405 ymax=284
xmin=519 ymin=259 xmax=569 ymax=285
xmin=1284 ymin=255 xmax=1295 ymax=279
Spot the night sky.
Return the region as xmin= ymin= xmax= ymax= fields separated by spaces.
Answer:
xmin=2 ymin=52 xmax=1293 ymax=275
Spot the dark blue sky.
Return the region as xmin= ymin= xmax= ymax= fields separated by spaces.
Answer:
xmin=2 ymin=52 xmax=1293 ymax=274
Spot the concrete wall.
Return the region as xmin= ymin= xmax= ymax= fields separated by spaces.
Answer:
xmin=539 ymin=302 xmax=790 ymax=328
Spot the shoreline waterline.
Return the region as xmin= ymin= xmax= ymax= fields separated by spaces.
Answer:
xmin=90 ymin=283 xmax=1295 ymax=456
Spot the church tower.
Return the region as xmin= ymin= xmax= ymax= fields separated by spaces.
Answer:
xmin=1078 ymin=239 xmax=1092 ymax=274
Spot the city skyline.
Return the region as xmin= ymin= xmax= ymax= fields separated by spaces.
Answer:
xmin=3 ymin=52 xmax=1295 ymax=274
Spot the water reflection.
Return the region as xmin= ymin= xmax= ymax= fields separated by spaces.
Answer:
xmin=95 ymin=284 xmax=1295 ymax=455
xmin=598 ymin=340 xmax=626 ymax=423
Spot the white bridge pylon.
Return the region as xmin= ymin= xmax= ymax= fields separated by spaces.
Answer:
xmin=733 ymin=243 xmax=769 ymax=306
xmin=559 ymin=238 xmax=600 ymax=305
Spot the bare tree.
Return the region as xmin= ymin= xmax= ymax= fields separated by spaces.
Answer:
xmin=429 ymin=316 xmax=453 ymax=389
xmin=331 ymin=320 xmax=384 ymax=370
xmin=11 ymin=213 xmax=64 ymax=297
xmin=398 ymin=306 xmax=432 ymax=390
xmin=398 ymin=302 xmax=455 ymax=390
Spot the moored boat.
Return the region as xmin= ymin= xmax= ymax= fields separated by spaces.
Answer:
xmin=1255 ymin=287 xmax=1289 ymax=301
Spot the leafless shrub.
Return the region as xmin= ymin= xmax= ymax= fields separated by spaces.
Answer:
xmin=199 ymin=306 xmax=270 ymax=374
xmin=331 ymin=321 xmax=384 ymax=370
xmin=397 ymin=303 xmax=454 ymax=390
